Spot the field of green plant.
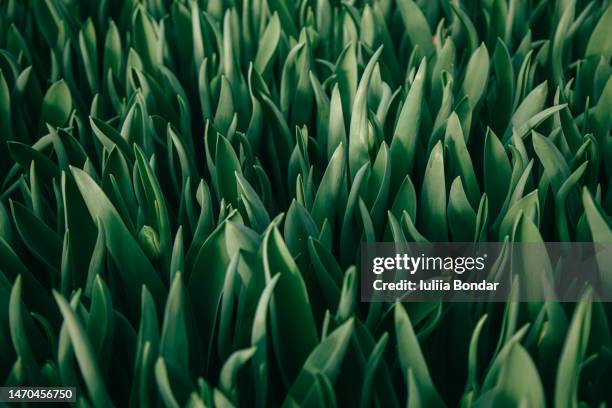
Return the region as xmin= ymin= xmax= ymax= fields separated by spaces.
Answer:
xmin=0 ymin=0 xmax=611 ymax=406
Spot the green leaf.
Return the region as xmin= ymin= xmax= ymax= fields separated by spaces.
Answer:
xmin=311 ymin=143 xmax=345 ymax=229
xmin=396 ymin=0 xmax=435 ymax=58
xmin=121 ymin=99 xmax=146 ymax=148
xmin=10 ymin=200 xmax=62 ymax=275
xmin=336 ymin=266 xmax=356 ymax=322
xmin=70 ymin=167 xmax=166 ymax=319
xmin=219 ymin=346 xmax=256 ymax=400
xmin=514 ymin=104 xmax=567 ymax=139
xmin=431 ymin=40 xmax=456 ymax=112
xmin=186 ymin=180 xmax=215 ymax=268
xmin=390 ymin=58 xmax=426 ymax=191
xmin=445 ymin=113 xmax=480 ymax=207
xmin=551 ymin=3 xmax=575 ymax=86
xmin=266 ymin=0 xmax=298 ymax=38
xmin=284 ymin=199 xmax=318 ymax=263
xmin=348 ymin=46 xmax=383 ymax=180
xmin=155 ymin=357 xmax=180 ymax=408
xmin=130 ymin=288 xmax=159 ymax=408
xmin=236 ymin=172 xmax=270 ymax=233
xmin=366 ymin=142 xmax=392 ymax=234
xmin=132 ymin=7 xmax=161 ymax=73
xmin=395 ymin=302 xmax=444 ymax=407
xmin=484 ymin=129 xmax=511 ymax=215
xmin=9 ymin=276 xmax=44 ymax=384
xmin=214 ymin=77 xmax=236 ymax=136
xmin=466 ymin=315 xmax=487 ymax=393
xmin=341 ymin=163 xmax=370 ymax=264
xmin=7 ymin=141 xmax=61 ymax=181
xmin=0 ymin=69 xmax=12 ymax=147
xmin=168 ymin=125 xmax=196 ymax=186
xmin=585 ymin=5 xmax=612 ymax=61
xmin=582 ymin=188 xmax=612 ymax=290
xmin=79 ymin=18 xmax=99 ymax=93
xmin=592 ymin=75 xmax=612 ymax=141
xmin=461 ymin=43 xmax=490 ymax=113
xmin=218 ymin=253 xmax=240 ymax=361
xmin=86 ymin=275 xmax=114 ymax=376
xmin=490 ymin=39 xmax=514 ymax=133
xmin=532 ymin=131 xmax=570 ymax=194
xmin=41 ymin=80 xmax=72 ymax=128
xmin=188 ymin=219 xmax=231 ymax=362
xmin=51 ymin=127 xmax=88 ymax=169
xmin=447 ymin=177 xmax=477 ymax=241
xmin=498 ymin=188 xmax=539 ymax=240
xmin=335 ymin=43 xmax=357 ymax=128
xmin=285 ymin=319 xmax=354 ymax=405
xmin=511 ymin=81 xmax=548 ymax=134
xmin=103 ymin=21 xmax=122 ymax=77
xmin=134 ymin=145 xmax=172 ymax=266
xmin=358 ymin=198 xmax=376 ymax=243
xmin=0 ymin=238 xmax=56 ymax=318
xmin=90 ymin=117 xmax=134 ymax=162
xmin=418 ymin=142 xmax=447 ymax=241
xmin=554 ymin=291 xmax=592 ymax=408
xmin=255 ymin=13 xmax=281 ymax=74
xmin=328 ymin=84 xmax=347 ymax=160
xmin=512 ymin=214 xmax=552 ymax=299
xmin=251 ymin=273 xmax=280 ymax=408
xmin=481 ymin=343 xmax=546 ymax=406
xmin=360 ymin=332 xmax=389 ymax=408
xmin=307 ymin=237 xmax=342 ymax=310
xmin=53 ymin=290 xmax=114 ymax=407
xmin=390 ymin=175 xmax=417 ymax=222
xmin=159 ymin=272 xmax=192 ymax=397
xmin=262 ymin=225 xmax=318 ymax=386
xmin=388 ymin=211 xmax=408 ymax=243
xmin=555 ymin=162 xmax=588 ymax=241
xmin=101 ymin=148 xmax=137 ymax=228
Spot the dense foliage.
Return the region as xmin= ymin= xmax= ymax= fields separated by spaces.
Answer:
xmin=0 ymin=0 xmax=611 ymax=406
